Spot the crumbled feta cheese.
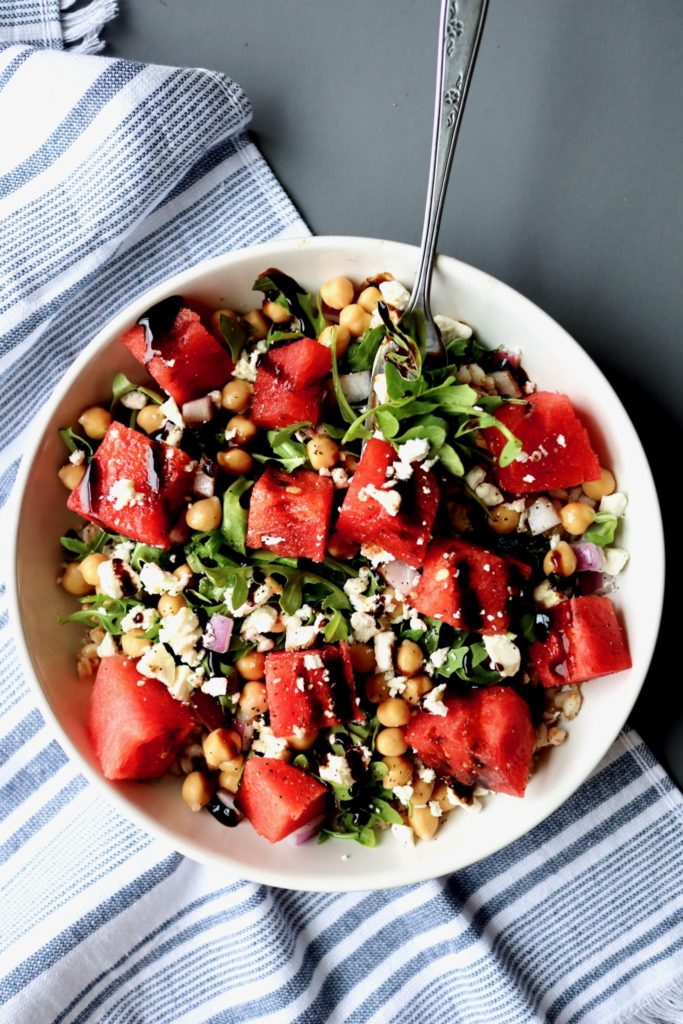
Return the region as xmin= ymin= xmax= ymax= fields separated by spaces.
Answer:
xmin=408 ymin=615 xmax=427 ymax=632
xmin=160 ymin=397 xmax=185 ymax=427
xmin=556 ymin=433 xmax=567 ymax=448
xmin=319 ymin=754 xmax=354 ymax=788
xmin=482 ymin=634 xmax=521 ymax=677
xmin=120 ymin=390 xmax=148 ymax=410
xmin=137 ymin=643 xmax=177 ymax=688
xmin=241 ymin=605 xmax=278 ymax=642
xmin=120 ymin=604 xmax=159 ymax=633
xmin=602 ymin=546 xmax=629 ymax=576
xmin=533 ymin=580 xmax=565 ymax=609
xmin=393 ymin=784 xmax=414 ymax=806
xmin=391 ymin=823 xmax=415 ymax=848
xmin=110 ymin=540 xmax=135 ymax=562
xmin=108 ymin=478 xmax=145 ymax=511
xmin=600 ymin=492 xmax=628 ymax=517
xmin=358 ymin=483 xmax=401 ymax=516
xmin=68 ymin=449 xmax=85 ymax=465
xmin=303 ymin=653 xmax=324 ymax=670
xmin=397 ymin=437 xmax=430 ymax=465
xmin=379 ymin=279 xmax=411 ymax=310
xmin=159 ymin=606 xmax=203 ymax=666
xmin=232 ymin=347 xmax=262 ymax=382
xmin=350 ymin=611 xmax=379 ymax=643
xmin=96 ymin=633 xmax=118 ymax=658
xmin=201 ymin=677 xmax=228 ymax=697
xmin=434 ymin=314 xmax=473 ymax=343
xmin=374 ymin=631 xmax=395 ymax=673
xmin=360 ymin=544 xmax=394 ymax=568
xmin=527 ymin=496 xmax=562 ymax=535
xmin=475 ymin=482 xmax=504 ymax=506
xmin=417 ymin=765 xmax=436 ymax=783
xmin=344 ymin=570 xmax=379 ymax=614
xmin=428 ymin=801 xmax=443 ymax=818
xmin=429 ymin=647 xmax=451 ymax=670
xmin=96 ymin=559 xmax=138 ymax=599
xmin=522 ymin=474 xmax=536 ymax=484
xmin=261 ymin=535 xmax=285 ymax=546
xmin=331 ymin=467 xmax=350 ymax=489
xmin=423 ymin=683 xmax=448 ymax=716
xmin=170 ymin=665 xmax=204 ymax=703
xmin=251 ymin=721 xmax=290 ymax=760
xmin=139 ymin=562 xmax=186 ymax=596
xmin=464 ymin=465 xmax=486 ymax=489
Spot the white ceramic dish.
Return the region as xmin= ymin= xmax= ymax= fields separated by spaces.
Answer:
xmin=8 ymin=236 xmax=664 ymax=891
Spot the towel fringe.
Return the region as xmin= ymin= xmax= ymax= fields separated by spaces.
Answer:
xmin=61 ymin=0 xmax=118 ymax=54
xmin=612 ymin=972 xmax=683 ymax=1024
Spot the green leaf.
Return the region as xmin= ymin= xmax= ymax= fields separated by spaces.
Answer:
xmin=323 ymin=609 xmax=349 ymax=642
xmin=130 ymin=544 xmax=165 ymax=572
xmin=268 ymin=421 xmax=313 ymax=449
xmin=59 ymin=594 xmax=142 ymax=635
xmin=281 ymin=574 xmax=304 ymax=616
xmin=58 ymin=427 xmax=94 ymax=458
xmin=384 ymin=361 xmax=407 ymax=401
xmin=584 ymin=512 xmax=618 ymax=546
xmin=436 ymin=383 xmax=479 ymax=412
xmin=330 ymin=333 xmax=361 ymax=427
xmin=218 ymin=313 xmax=251 ymax=362
xmin=437 ymin=443 xmax=465 ymax=477
xmin=221 ymin=478 xmax=254 ymax=555
xmin=375 ymin=408 xmax=400 ymax=438
xmin=345 ymin=324 xmax=385 ymax=372
xmin=110 ymin=372 xmax=163 ymax=408
xmin=60 ymin=528 xmax=114 ymax=559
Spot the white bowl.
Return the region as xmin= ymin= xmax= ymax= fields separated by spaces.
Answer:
xmin=8 ymin=236 xmax=664 ymax=891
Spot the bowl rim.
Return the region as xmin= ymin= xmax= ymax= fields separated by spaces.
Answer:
xmin=7 ymin=234 xmax=665 ymax=891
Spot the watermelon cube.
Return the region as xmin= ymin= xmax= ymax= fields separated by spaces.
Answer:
xmin=238 ymin=757 xmax=328 ymax=843
xmin=335 ymin=438 xmax=440 ymax=568
xmin=265 ymin=642 xmax=362 ymax=737
xmin=529 ymin=596 xmax=631 ymax=687
xmin=251 ymin=338 xmax=331 ymax=429
xmin=121 ymin=301 xmax=234 ymax=406
xmin=67 ymin=422 xmax=194 ymax=549
xmin=405 ymin=686 xmax=536 ymax=797
xmin=246 ymin=466 xmax=334 ymax=562
xmin=89 ymin=656 xmax=194 ymax=780
xmin=484 ymin=392 xmax=601 ymax=493
xmin=410 ymin=538 xmax=528 ymax=634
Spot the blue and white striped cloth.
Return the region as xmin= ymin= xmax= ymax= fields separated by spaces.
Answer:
xmin=1 ymin=9 xmax=682 ymax=1023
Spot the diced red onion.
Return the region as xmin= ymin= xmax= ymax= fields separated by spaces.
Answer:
xmin=380 ymin=559 xmax=421 ymax=595
xmin=491 ymin=370 xmax=522 ymax=398
xmin=339 ymin=371 xmax=371 ymax=403
xmin=286 ymin=814 xmax=325 ymax=846
xmin=578 ymin=571 xmax=608 ymax=595
xmin=234 ymin=716 xmax=254 ymax=750
xmin=490 ymin=349 xmax=520 ymax=369
xmin=203 ymin=613 xmax=233 ymax=654
xmin=193 ymin=459 xmax=216 ymax=498
xmin=571 ymin=542 xmax=605 ymax=572
xmin=189 ymin=690 xmax=225 ymax=731
xmin=182 ymin=395 xmax=214 ymax=426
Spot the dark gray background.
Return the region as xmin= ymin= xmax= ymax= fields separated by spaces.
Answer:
xmin=106 ymin=0 xmax=682 ymax=786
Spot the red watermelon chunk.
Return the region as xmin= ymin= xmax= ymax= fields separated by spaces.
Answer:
xmin=121 ymin=303 xmax=233 ymax=405
xmin=89 ymin=656 xmax=194 ymax=780
xmin=246 ymin=466 xmax=334 ymax=562
xmin=405 ymin=686 xmax=536 ymax=797
xmin=265 ymin=643 xmax=362 ymax=738
xmin=67 ymin=422 xmax=194 ymax=549
xmin=251 ymin=338 xmax=331 ymax=429
xmin=530 ymin=596 xmax=631 ymax=687
xmin=410 ymin=538 xmax=528 ymax=634
xmin=484 ymin=392 xmax=601 ymax=493
xmin=238 ymin=757 xmax=328 ymax=843
xmin=335 ymin=438 xmax=440 ymax=568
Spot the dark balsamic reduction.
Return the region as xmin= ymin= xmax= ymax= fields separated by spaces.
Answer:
xmin=205 ymin=799 xmax=239 ymax=828
xmin=76 ymin=460 xmax=98 ymax=514
xmin=112 ymin=558 xmax=137 ymax=597
xmin=137 ymin=295 xmax=183 ymax=364
xmin=258 ymin=268 xmax=316 ymax=336
xmin=454 ymin=558 xmax=483 ymax=631
xmin=189 ymin=690 xmax=225 ymax=732
xmin=327 ymin=655 xmax=355 ymax=723
xmin=534 ymin=612 xmax=551 ymax=643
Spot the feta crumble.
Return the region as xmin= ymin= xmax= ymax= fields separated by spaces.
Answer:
xmin=374 ymin=631 xmax=395 ymax=673
xmin=599 ymin=492 xmax=628 ymax=518
xmin=358 ymin=483 xmax=401 ymax=516
xmin=482 ymin=634 xmax=521 ymax=678
xmin=319 ymin=754 xmax=354 ymax=788
xmin=391 ymin=823 xmax=415 ymax=848
xmin=139 ymin=562 xmax=186 ymax=596
xmin=423 ymin=683 xmax=448 ymax=717
xmin=159 ymin=606 xmax=203 ymax=666
xmin=120 ymin=605 xmax=159 ymax=633
xmin=96 ymin=633 xmax=118 ymax=658
xmin=393 ymin=784 xmax=414 ymax=806
xmin=108 ymin=478 xmax=145 ymax=510
xmin=379 ymin=279 xmax=411 ymax=310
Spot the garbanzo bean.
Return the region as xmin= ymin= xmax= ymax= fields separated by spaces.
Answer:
xmin=181 ymin=771 xmax=214 ymax=812
xmin=79 ymin=552 xmax=107 ymax=586
xmin=357 ymin=286 xmax=383 ymax=313
xmin=410 ymin=804 xmax=439 ymax=840
xmin=262 ymin=299 xmax=291 ymax=324
xmin=236 ymin=652 xmax=266 ymax=680
xmin=61 ymin=562 xmax=93 ymax=596
xmin=217 ymin=448 xmax=254 ymax=475
xmin=431 ymin=781 xmax=457 ymax=813
xmin=158 ymin=593 xmax=186 ymax=616
xmin=238 ymin=681 xmax=268 ymax=719
xmin=186 ymin=496 xmax=222 ymax=532
xmin=582 ymin=467 xmax=616 ymax=501
xmin=489 ymin=505 xmax=520 ymax=535
xmin=243 ymin=309 xmax=269 ymax=339
xmin=287 ymin=729 xmax=319 ymax=751
xmin=377 ymin=697 xmax=411 ymax=728
xmin=121 ymin=629 xmax=152 ymax=657
xmin=57 ymin=463 xmax=86 ymax=491
xmin=306 ymin=435 xmax=340 ymax=470
xmin=543 ymin=541 xmax=577 ymax=577
xmin=560 ymin=501 xmax=595 ymax=536
xmin=412 ymin=777 xmax=435 ymax=805
xmin=395 ymin=640 xmax=424 ymax=677
xmin=221 ymin=379 xmax=252 ymax=413
xmin=203 ymin=728 xmax=242 ymax=769
xmin=78 ymin=406 xmax=111 ymax=440
xmin=226 ymin=415 xmax=258 ymax=446
xmin=375 ymin=727 xmax=407 ymax=757
xmin=320 ymin=276 xmax=355 ymax=310
xmin=349 ymin=643 xmax=376 ymax=674
xmin=339 ymin=303 xmax=371 ymax=337
xmin=402 ymin=674 xmax=434 ymax=706
xmin=318 ymin=324 xmax=351 ymax=358
xmin=365 ymin=672 xmax=391 ymax=703
xmin=218 ymin=756 xmax=245 ymax=793
xmin=382 ymin=755 xmax=413 ymax=789
xmin=210 ymin=308 xmax=238 ymax=339
xmin=173 ymin=563 xmax=193 ymax=588
xmin=137 ymin=404 xmax=166 ymax=434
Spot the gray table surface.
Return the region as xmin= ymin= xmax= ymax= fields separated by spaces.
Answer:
xmin=106 ymin=0 xmax=683 ymax=787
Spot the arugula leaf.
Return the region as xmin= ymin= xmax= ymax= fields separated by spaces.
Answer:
xmin=221 ymin=478 xmax=253 ymax=555
xmin=130 ymin=544 xmax=165 ymax=572
xmin=330 ymin=333 xmax=362 ymax=428
xmin=324 ymin=608 xmax=349 ymax=642
xmin=60 ymin=527 xmax=115 ymax=559
xmin=252 ymin=271 xmax=325 ymax=337
xmin=59 ymin=427 xmax=94 ymax=458
xmin=218 ymin=313 xmax=251 ymax=363
xmin=375 ymin=408 xmax=400 ymax=438
xmin=345 ymin=324 xmax=385 ymax=371
xmin=583 ymin=512 xmax=618 ymax=546
xmin=437 ymin=442 xmax=465 ymax=477
xmin=110 ymin=372 xmax=163 ymax=408
xmin=59 ymin=594 xmax=142 ymax=634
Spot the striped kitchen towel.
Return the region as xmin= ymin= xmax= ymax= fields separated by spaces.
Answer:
xmin=1 ymin=10 xmax=682 ymax=1024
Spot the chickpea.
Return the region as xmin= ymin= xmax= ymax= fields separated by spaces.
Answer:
xmin=173 ymin=563 xmax=193 ymax=588
xmin=543 ymin=541 xmax=577 ymax=578
xmin=320 ymin=275 xmax=355 ymax=310
xmin=375 ymin=727 xmax=407 ymax=757
xmin=181 ymin=771 xmax=214 ymax=812
xmin=262 ymin=299 xmax=291 ymax=324
xmin=560 ymin=501 xmax=596 ymax=536
xmin=410 ymin=805 xmax=440 ymax=841
xmin=340 ymin=451 xmax=358 ymax=473
xmin=365 ymin=672 xmax=391 ymax=704
xmin=396 ymin=640 xmax=424 ymax=677
xmin=287 ymin=728 xmax=319 ymax=751
xmin=210 ymin=308 xmax=239 ymax=339
xmin=58 ymin=462 xmax=86 ymax=491
xmin=236 ymin=651 xmax=266 ymax=680
xmin=306 ymin=435 xmax=340 ymax=470
xmin=489 ymin=505 xmax=520 ymax=535
xmin=357 ymin=286 xmax=383 ymax=313
xmin=120 ymin=629 xmax=151 ymax=657
xmin=432 ymin=781 xmax=457 ymax=813
xmin=79 ymin=552 xmax=107 ymax=586
xmin=377 ymin=697 xmax=411 ymax=728
xmin=412 ymin=777 xmax=435 ymax=805
xmin=582 ymin=467 xmax=616 ymax=501
xmin=137 ymin=403 xmax=166 ymax=434
xmin=186 ymin=496 xmax=222 ymax=532
xmin=243 ymin=308 xmax=270 ymax=339
xmin=318 ymin=324 xmax=351 ymax=358
xmin=327 ymin=532 xmax=360 ymax=560
xmin=221 ymin=379 xmax=252 ymax=413
xmin=227 ymin=415 xmax=258 ymax=446
xmin=349 ymin=643 xmax=376 ymax=674
xmin=218 ymin=756 xmax=245 ymax=793
xmin=203 ymin=728 xmax=242 ymax=769
xmin=238 ymin=680 xmax=268 ymax=719
xmin=403 ymin=674 xmax=434 ymax=706
xmin=78 ymin=406 xmax=111 ymax=440
xmin=382 ymin=754 xmax=413 ymax=789
xmin=217 ymin=448 xmax=253 ymax=475
xmin=158 ymin=593 xmax=186 ymax=617
xmin=339 ymin=303 xmax=371 ymax=337
xmin=61 ymin=562 xmax=93 ymax=596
